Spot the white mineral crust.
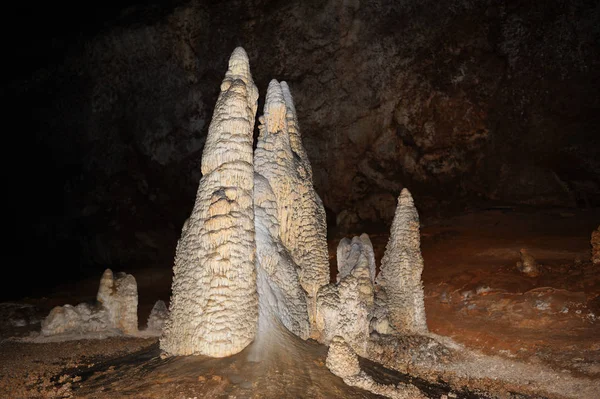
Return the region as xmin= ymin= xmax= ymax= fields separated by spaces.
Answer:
xmin=160 ymin=47 xmax=259 ymax=357
xmin=376 ymin=188 xmax=427 ymax=335
xmin=254 ymin=79 xmax=329 ymax=336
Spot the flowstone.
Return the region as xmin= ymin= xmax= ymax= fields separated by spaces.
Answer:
xmin=160 ymin=47 xmax=259 ymax=357
xmin=376 ymin=189 xmax=428 ymax=335
xmin=326 ymin=336 xmax=426 ymax=399
xmin=254 ymin=79 xmax=329 ymax=336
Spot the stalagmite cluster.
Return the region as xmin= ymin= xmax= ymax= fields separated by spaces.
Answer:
xmin=316 ymin=234 xmax=375 ymax=355
xmin=42 ymin=269 xmax=138 ymax=336
xmin=158 ymin=47 xmax=433 ymax=398
xmin=160 ymin=47 xmax=259 ymax=357
xmin=375 ymin=189 xmax=428 ymax=335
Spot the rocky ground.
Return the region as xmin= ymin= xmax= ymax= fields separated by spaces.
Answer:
xmin=1 ymin=207 xmax=598 ymax=398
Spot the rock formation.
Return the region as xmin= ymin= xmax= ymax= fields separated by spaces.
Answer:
xmin=254 ymin=174 xmax=310 ymax=339
xmin=146 ymin=300 xmax=169 ymax=334
xmin=316 ymin=234 xmax=375 ymax=354
xmin=41 ymin=268 xmax=138 ymax=336
xmin=592 ymin=226 xmax=600 ymax=265
xmin=97 ymin=269 xmax=139 ymax=334
xmin=160 ymin=47 xmax=259 ymax=357
xmin=516 ymin=248 xmax=541 ymax=277
xmin=326 ymin=336 xmax=426 ymax=399
xmin=254 ymin=79 xmax=329 ymax=335
xmin=376 ymin=189 xmax=427 ymax=335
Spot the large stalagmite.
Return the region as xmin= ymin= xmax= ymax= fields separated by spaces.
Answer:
xmin=376 ymin=188 xmax=427 ymax=335
xmin=254 ymin=79 xmax=329 ymax=335
xmin=160 ymin=47 xmax=259 ymax=357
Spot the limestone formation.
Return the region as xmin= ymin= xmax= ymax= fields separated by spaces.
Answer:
xmin=160 ymin=47 xmax=259 ymax=357
xmin=316 ymin=235 xmax=375 ymax=355
xmin=254 ymin=79 xmax=329 ymax=335
xmin=376 ymin=188 xmax=427 ymax=335
xmin=516 ymin=248 xmax=541 ymax=277
xmin=41 ymin=268 xmax=138 ymax=336
xmin=592 ymin=226 xmax=600 ymax=265
xmin=326 ymin=336 xmax=426 ymax=399
xmin=41 ymin=303 xmax=110 ymax=336
xmin=96 ymin=269 xmax=139 ymax=334
xmin=146 ymin=300 xmax=169 ymax=333
xmin=254 ymin=174 xmax=310 ymax=339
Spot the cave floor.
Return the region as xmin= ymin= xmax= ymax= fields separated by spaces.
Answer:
xmin=0 ymin=207 xmax=599 ymax=398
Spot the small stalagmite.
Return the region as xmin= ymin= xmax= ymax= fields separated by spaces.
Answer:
xmin=316 ymin=234 xmax=376 ymax=355
xmin=592 ymin=226 xmax=600 ymax=265
xmin=97 ymin=269 xmax=139 ymax=334
xmin=254 ymin=79 xmax=329 ymax=336
xmin=376 ymin=189 xmax=428 ymax=335
xmin=160 ymin=47 xmax=259 ymax=357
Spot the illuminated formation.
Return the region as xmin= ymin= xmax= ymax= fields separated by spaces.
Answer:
xmin=376 ymin=189 xmax=428 ymax=335
xmin=316 ymin=234 xmax=375 ymax=355
xmin=253 ymin=80 xmax=311 ymax=339
xmin=160 ymin=47 xmax=259 ymax=357
xmin=41 ymin=268 xmax=138 ymax=336
xmin=254 ymin=79 xmax=330 ymax=336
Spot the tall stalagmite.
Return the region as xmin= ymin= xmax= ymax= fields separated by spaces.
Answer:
xmin=376 ymin=189 xmax=427 ymax=335
xmin=160 ymin=47 xmax=259 ymax=357
xmin=254 ymin=79 xmax=329 ymax=335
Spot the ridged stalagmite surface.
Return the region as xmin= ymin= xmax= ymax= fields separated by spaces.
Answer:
xmin=376 ymin=188 xmax=427 ymax=335
xmin=254 ymin=79 xmax=329 ymax=335
xmin=254 ymin=174 xmax=310 ymax=339
xmin=316 ymin=234 xmax=375 ymax=355
xmin=160 ymin=47 xmax=259 ymax=357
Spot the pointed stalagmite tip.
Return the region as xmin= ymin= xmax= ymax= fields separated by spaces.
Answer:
xmin=399 ymin=188 xmax=414 ymax=206
xmin=280 ymin=81 xmax=297 ymax=112
xmin=265 ymin=79 xmax=286 ymax=133
xmin=228 ymin=47 xmax=251 ymax=76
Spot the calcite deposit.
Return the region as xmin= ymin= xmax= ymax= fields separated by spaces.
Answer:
xmin=160 ymin=47 xmax=259 ymax=357
xmin=316 ymin=234 xmax=375 ymax=355
xmin=326 ymin=336 xmax=426 ymax=399
xmin=146 ymin=300 xmax=169 ymax=334
xmin=254 ymin=79 xmax=330 ymax=335
xmin=516 ymin=248 xmax=541 ymax=277
xmin=376 ymin=189 xmax=427 ymax=335
xmin=97 ymin=269 xmax=139 ymax=334
xmin=41 ymin=268 xmax=138 ymax=336
xmin=592 ymin=226 xmax=600 ymax=265
xmin=254 ymin=174 xmax=310 ymax=339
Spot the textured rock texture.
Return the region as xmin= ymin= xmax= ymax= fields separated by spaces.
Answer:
xmin=316 ymin=234 xmax=375 ymax=355
xmin=516 ymin=248 xmax=541 ymax=277
xmin=160 ymin=47 xmax=259 ymax=357
xmin=10 ymin=0 xmax=600 ymax=298
xmin=592 ymin=226 xmax=600 ymax=265
xmin=254 ymin=174 xmax=310 ymax=339
xmin=376 ymin=189 xmax=427 ymax=335
xmin=254 ymin=79 xmax=329 ymax=335
xmin=96 ymin=269 xmax=139 ymax=334
xmin=145 ymin=300 xmax=169 ymax=333
xmin=42 ymin=268 xmax=138 ymax=336
xmin=326 ymin=336 xmax=426 ymax=399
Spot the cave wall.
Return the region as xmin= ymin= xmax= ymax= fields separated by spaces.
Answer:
xmin=5 ymin=0 xmax=599 ymax=297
